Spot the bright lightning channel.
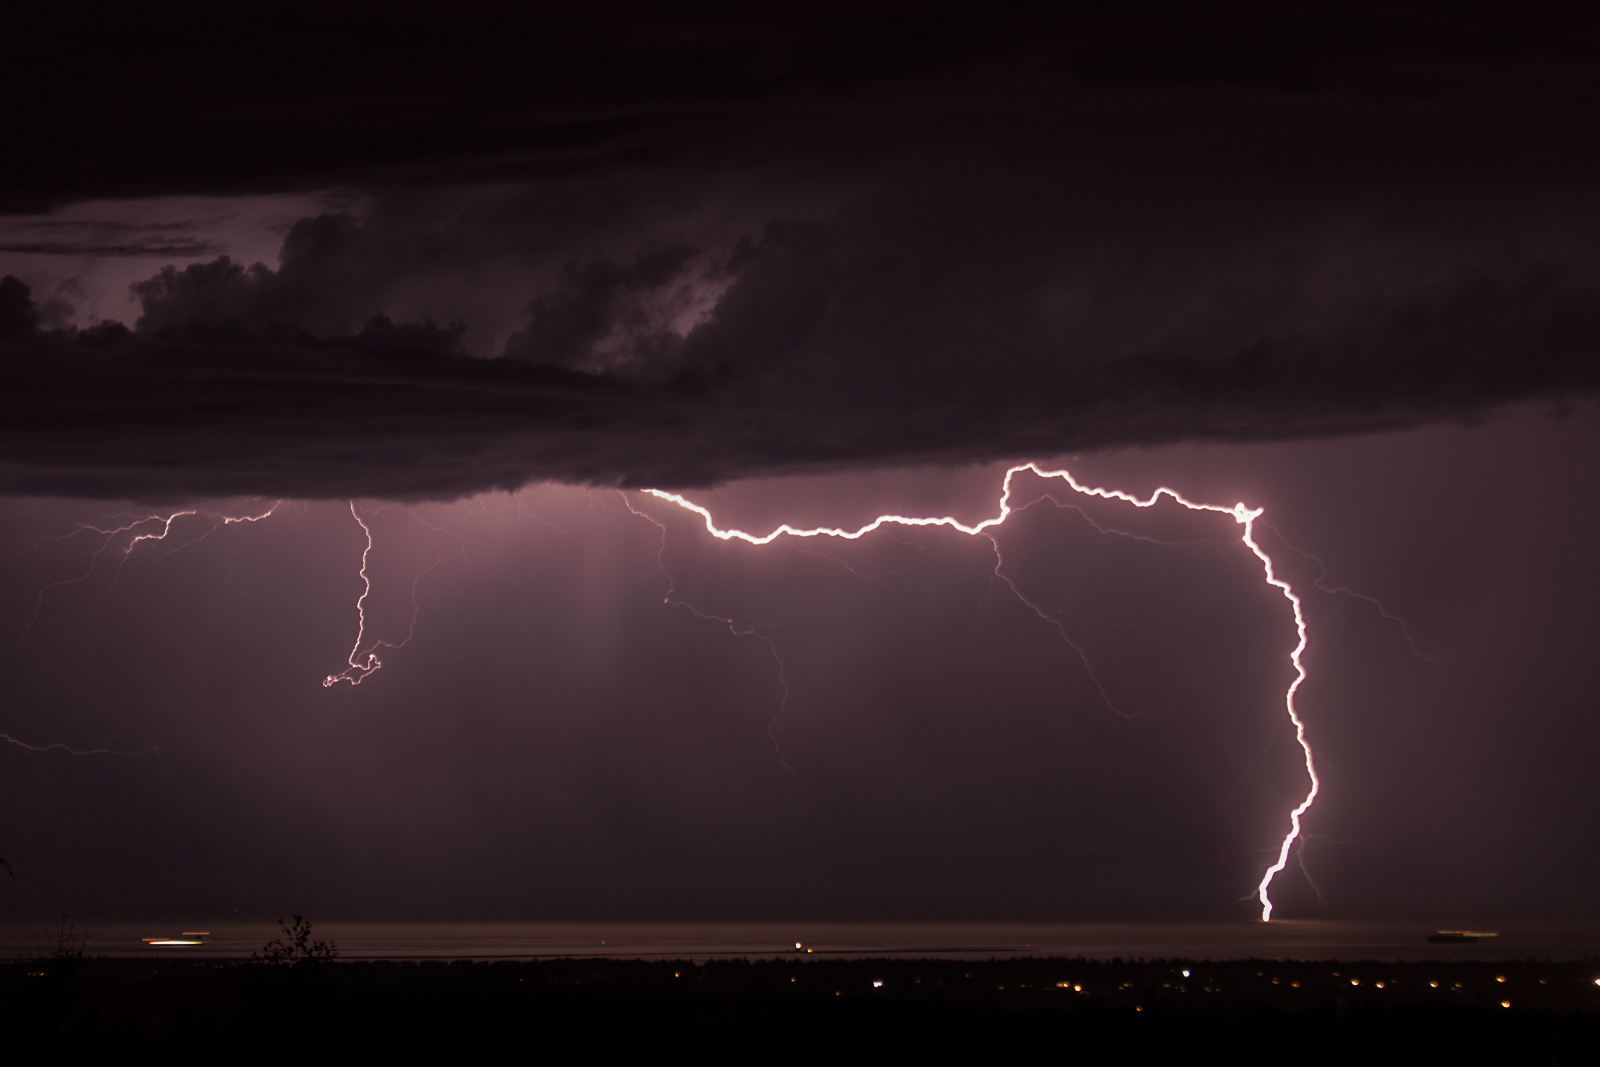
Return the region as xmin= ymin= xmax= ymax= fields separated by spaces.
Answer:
xmin=324 ymin=503 xmax=382 ymax=687
xmin=323 ymin=503 xmax=438 ymax=688
xmin=642 ymin=462 xmax=1318 ymax=922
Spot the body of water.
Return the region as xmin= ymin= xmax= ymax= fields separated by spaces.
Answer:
xmin=4 ymin=920 xmax=1599 ymax=962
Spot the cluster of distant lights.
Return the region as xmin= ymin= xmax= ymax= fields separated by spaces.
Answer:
xmin=130 ymin=931 xmax=1600 ymax=1004
xmin=743 ymin=951 xmax=1600 ymax=1008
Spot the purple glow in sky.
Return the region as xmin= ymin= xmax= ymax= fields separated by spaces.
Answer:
xmin=0 ymin=2 xmax=1597 ymax=925
xmin=0 ymin=409 xmax=1594 ymax=921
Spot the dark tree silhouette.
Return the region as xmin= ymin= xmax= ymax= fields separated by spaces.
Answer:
xmin=253 ymin=915 xmax=338 ymax=971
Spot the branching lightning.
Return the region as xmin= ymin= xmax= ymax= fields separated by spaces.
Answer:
xmin=983 ymin=500 xmax=1128 ymax=718
xmin=14 ymin=503 xmax=280 ymax=656
xmin=324 ymin=503 xmax=382 ymax=686
xmin=323 ymin=502 xmax=439 ymax=688
xmin=641 ymin=462 xmax=1320 ymax=921
xmin=6 ymin=502 xmax=279 ymax=757
xmin=1273 ymin=530 xmax=1438 ymax=662
xmin=0 ymin=733 xmax=153 ymax=757
xmin=16 ymin=496 xmax=425 ymax=691
xmin=3 ymin=473 xmax=1321 ymax=918
xmin=619 ymin=493 xmax=800 ymax=785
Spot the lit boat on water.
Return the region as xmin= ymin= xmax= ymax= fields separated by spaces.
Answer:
xmin=1426 ymin=930 xmax=1498 ymax=944
xmin=142 ymin=932 xmax=210 ymax=947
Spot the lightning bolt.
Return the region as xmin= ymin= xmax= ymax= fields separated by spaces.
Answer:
xmin=5 ymin=502 xmax=281 ymax=758
xmin=12 ymin=517 xmax=149 ymax=656
xmin=1271 ymin=529 xmax=1438 ymax=662
xmin=619 ymin=493 xmax=801 ymax=787
xmin=98 ymin=510 xmax=198 ymax=594
xmin=641 ymin=462 xmax=1319 ymax=921
xmin=0 ymin=733 xmax=154 ymax=757
xmin=219 ymin=502 xmax=280 ymax=527
xmin=121 ymin=510 xmax=195 ymax=553
xmin=323 ymin=502 xmax=439 ymax=687
xmin=984 ymin=499 xmax=1128 ymax=718
xmin=13 ymin=509 xmax=205 ymax=655
xmin=3 ymin=476 xmax=1319 ymax=915
xmin=324 ymin=503 xmax=382 ymax=686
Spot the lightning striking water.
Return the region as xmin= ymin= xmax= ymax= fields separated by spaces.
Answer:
xmin=642 ymin=462 xmax=1319 ymax=921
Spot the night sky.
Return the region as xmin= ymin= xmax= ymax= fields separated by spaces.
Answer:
xmin=0 ymin=2 xmax=1596 ymax=924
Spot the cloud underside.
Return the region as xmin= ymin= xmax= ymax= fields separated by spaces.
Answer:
xmin=5 ymin=163 xmax=1599 ymax=500
xmin=3 ymin=165 xmax=1595 ymax=500
xmin=0 ymin=317 xmax=1591 ymax=502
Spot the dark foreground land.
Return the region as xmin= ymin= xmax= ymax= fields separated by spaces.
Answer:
xmin=5 ymin=954 xmax=1599 ymax=1061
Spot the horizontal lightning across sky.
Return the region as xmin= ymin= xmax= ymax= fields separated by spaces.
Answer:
xmin=13 ymin=469 xmax=1318 ymax=919
xmin=644 ymin=463 xmax=1318 ymax=922
xmin=5 ymin=502 xmax=281 ymax=756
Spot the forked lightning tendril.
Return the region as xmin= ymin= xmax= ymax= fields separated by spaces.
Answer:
xmin=9 ymin=502 xmax=279 ymax=756
xmin=620 ymin=493 xmax=801 ymax=788
xmin=324 ymin=502 xmax=438 ymax=687
xmin=324 ymin=503 xmax=382 ymax=687
xmin=643 ymin=462 xmax=1318 ymax=921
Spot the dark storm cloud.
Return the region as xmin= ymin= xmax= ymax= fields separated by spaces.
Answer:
xmin=2 ymin=2 xmax=1598 ymax=215
xmin=0 ymin=248 xmax=1594 ymax=501
xmin=502 ymin=242 xmax=702 ymax=373
xmin=0 ymin=220 xmax=221 ymax=257
xmin=0 ymin=2 xmax=1597 ymax=500
xmin=0 ymin=241 xmax=222 ymax=257
xmin=131 ymin=214 xmax=378 ymax=336
xmin=0 ymin=277 xmax=38 ymax=339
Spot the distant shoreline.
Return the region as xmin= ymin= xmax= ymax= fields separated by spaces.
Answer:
xmin=8 ymin=919 xmax=1599 ymax=965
